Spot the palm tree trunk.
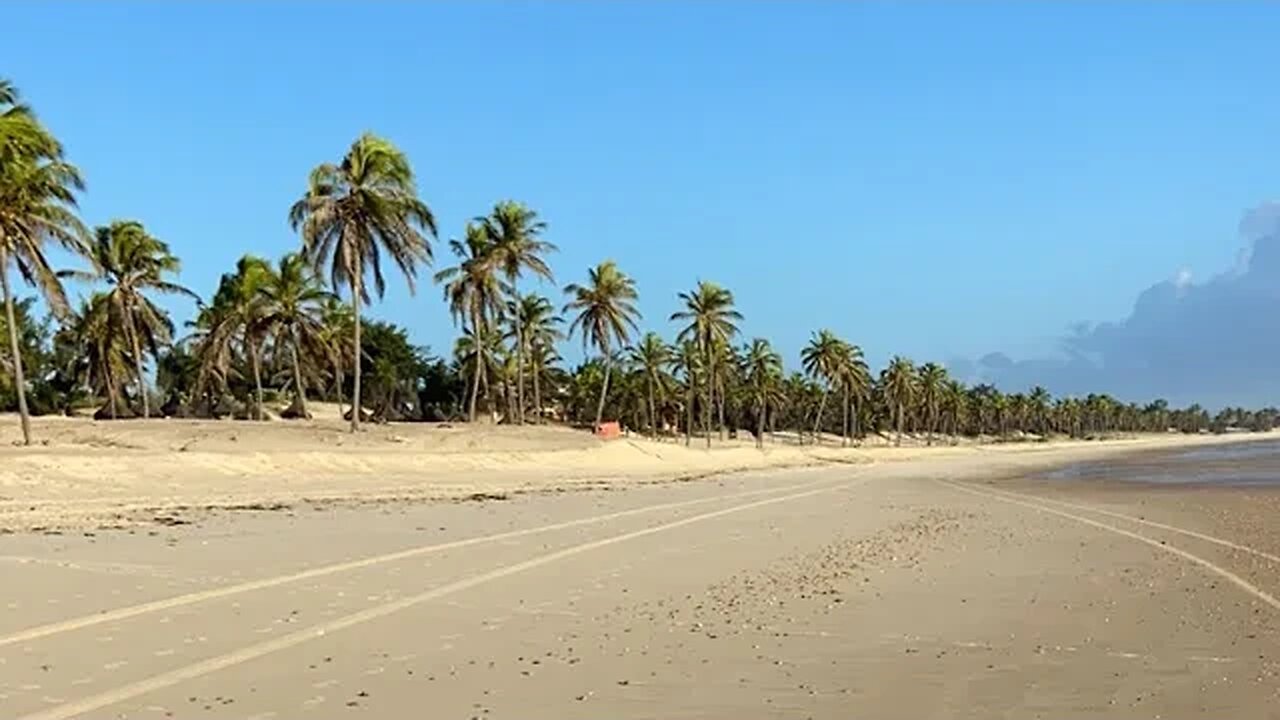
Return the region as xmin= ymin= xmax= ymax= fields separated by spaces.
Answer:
xmin=703 ymin=343 xmax=712 ymax=449
xmin=756 ymin=398 xmax=765 ymax=449
xmin=124 ymin=307 xmax=150 ymax=419
xmin=647 ymin=374 xmax=657 ymax=440
xmin=481 ymin=358 xmax=492 ymax=420
xmin=290 ymin=340 xmax=308 ymax=418
xmin=513 ymin=291 xmax=525 ymax=425
xmin=717 ymin=387 xmax=726 ymax=441
xmin=532 ymin=356 xmax=542 ymax=425
xmin=684 ymin=381 xmax=693 ymax=447
xmin=851 ymin=397 xmax=860 ymax=445
xmin=467 ymin=310 xmax=482 ymax=422
xmin=332 ymin=358 xmax=345 ymax=419
xmin=841 ymin=386 xmax=849 ymax=447
xmin=895 ymin=402 xmax=904 ymax=447
xmin=0 ymin=258 xmax=32 ymax=445
xmin=106 ymin=370 xmax=119 ymax=420
xmin=593 ymin=354 xmax=612 ymax=429
xmin=350 ymin=286 xmax=362 ymax=432
xmin=812 ymin=388 xmax=829 ymax=444
xmin=504 ymin=375 xmax=516 ymax=423
xmin=248 ymin=337 xmax=264 ymax=421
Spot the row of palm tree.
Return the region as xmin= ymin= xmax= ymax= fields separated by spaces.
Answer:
xmin=2 ymin=78 xmax=1275 ymax=446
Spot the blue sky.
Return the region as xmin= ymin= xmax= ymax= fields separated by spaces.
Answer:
xmin=7 ymin=3 xmax=1278 ymax=379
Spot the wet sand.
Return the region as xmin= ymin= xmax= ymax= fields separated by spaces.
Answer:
xmin=3 ymin=440 xmax=1279 ymax=719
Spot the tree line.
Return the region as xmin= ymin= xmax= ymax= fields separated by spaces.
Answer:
xmin=2 ymin=79 xmax=1275 ymax=445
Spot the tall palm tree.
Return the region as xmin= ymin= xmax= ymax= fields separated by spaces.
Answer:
xmin=62 ymin=221 xmax=192 ymax=418
xmin=743 ymin=338 xmax=783 ymax=448
xmin=481 ymin=201 xmax=555 ymax=424
xmin=259 ymin=252 xmax=331 ymax=418
xmin=882 ymin=356 xmax=917 ymax=447
xmin=628 ymin=332 xmax=672 ymax=438
xmin=671 ymin=281 xmax=741 ymax=448
xmin=435 ymin=223 xmax=505 ymax=422
xmin=838 ymin=342 xmax=871 ymax=446
xmin=511 ymin=293 xmax=563 ymax=424
xmin=800 ymin=329 xmax=845 ymax=445
xmin=916 ymin=362 xmax=947 ymax=446
xmin=0 ymin=87 xmax=88 ymax=443
xmin=563 ymin=261 xmax=641 ymax=429
xmin=289 ymin=133 xmax=436 ymax=431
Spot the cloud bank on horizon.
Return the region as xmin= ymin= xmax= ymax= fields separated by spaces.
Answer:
xmin=952 ymin=202 xmax=1280 ymax=409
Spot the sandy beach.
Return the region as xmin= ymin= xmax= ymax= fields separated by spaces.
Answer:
xmin=2 ymin=422 xmax=1279 ymax=718
xmin=0 ymin=412 xmax=1270 ymax=533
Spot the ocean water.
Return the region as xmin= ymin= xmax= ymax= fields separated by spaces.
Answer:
xmin=1043 ymin=438 xmax=1280 ymax=486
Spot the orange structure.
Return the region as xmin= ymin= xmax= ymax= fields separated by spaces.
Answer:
xmin=594 ymin=421 xmax=621 ymax=439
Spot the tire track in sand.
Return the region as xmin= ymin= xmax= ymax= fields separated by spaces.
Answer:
xmin=958 ymin=482 xmax=1280 ymax=565
xmin=0 ymin=473 xmax=840 ymax=649
xmin=17 ymin=477 xmax=868 ymax=720
xmin=939 ymin=480 xmax=1280 ymax=612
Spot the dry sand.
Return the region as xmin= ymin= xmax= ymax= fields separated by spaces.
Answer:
xmin=0 ymin=410 xmax=1269 ymax=533
xmin=1 ymin=421 xmax=1278 ymax=718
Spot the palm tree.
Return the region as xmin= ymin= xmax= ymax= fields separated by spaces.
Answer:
xmin=991 ymin=391 xmax=1010 ymax=437
xmin=1028 ymin=385 xmax=1052 ymax=436
xmin=527 ymin=336 xmax=562 ymax=423
xmin=453 ymin=323 xmax=503 ymax=418
xmin=0 ymin=87 xmax=88 ymax=443
xmin=882 ymin=356 xmax=917 ymax=447
xmin=1008 ymin=393 xmax=1030 ymax=436
xmin=671 ymin=340 xmax=701 ymax=446
xmin=0 ymin=80 xmax=58 ymax=162
xmin=628 ymin=332 xmax=671 ymax=438
xmin=315 ymin=296 xmax=355 ymax=416
xmin=838 ymin=342 xmax=871 ymax=446
xmin=708 ymin=337 xmax=738 ymax=440
xmin=61 ymin=292 xmax=131 ymax=419
xmin=671 ymin=281 xmax=741 ymax=448
xmin=208 ymin=255 xmax=272 ymax=419
xmin=511 ymin=293 xmax=563 ymax=424
xmin=289 ymin=133 xmax=436 ymax=431
xmin=941 ymin=379 xmax=968 ymax=442
xmin=435 ymin=223 xmax=505 ymax=421
xmin=259 ymin=252 xmax=331 ymax=418
xmin=480 ymin=201 xmax=555 ymax=424
xmin=62 ymin=221 xmax=192 ymax=418
xmin=916 ymin=362 xmax=947 ymax=446
xmin=800 ymin=329 xmax=845 ymax=445
xmin=563 ymin=261 xmax=641 ymax=429
xmin=743 ymin=338 xmax=783 ymax=448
